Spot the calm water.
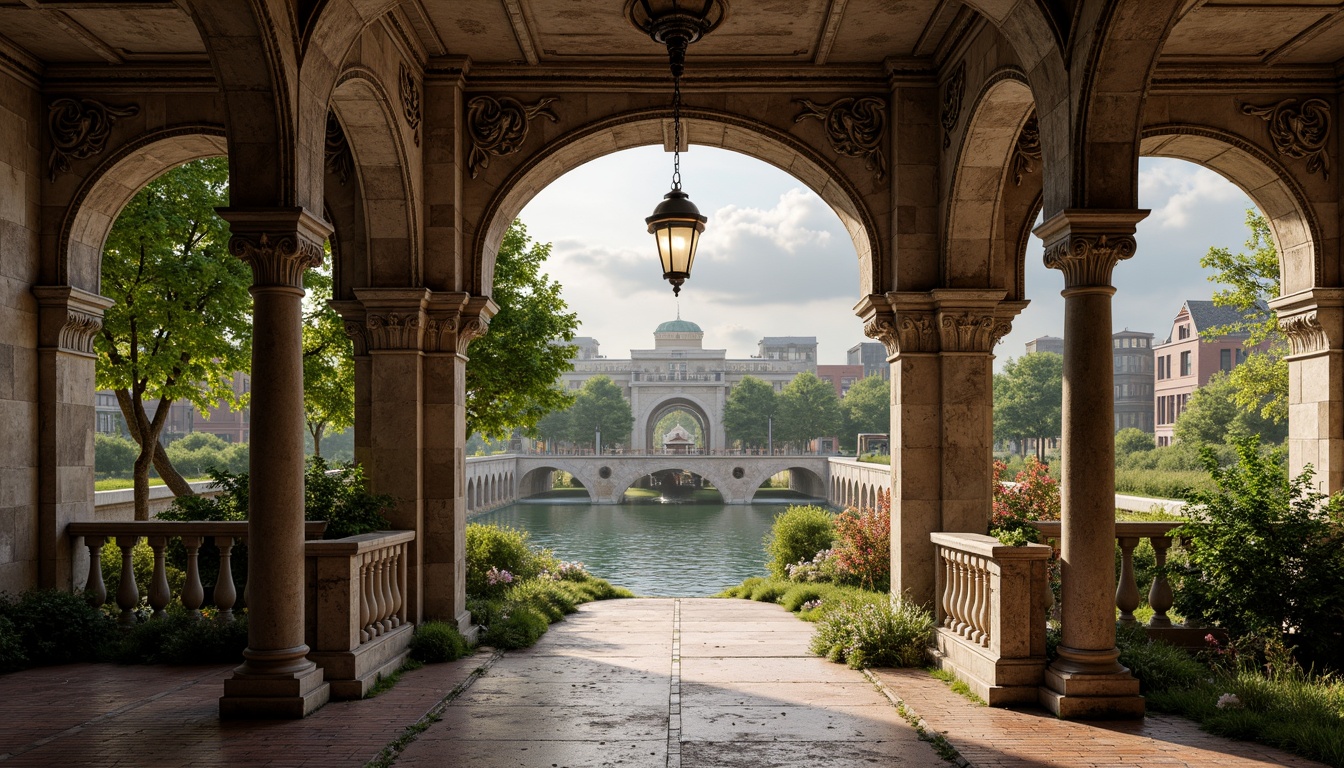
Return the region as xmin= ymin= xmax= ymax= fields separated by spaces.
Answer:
xmin=472 ymin=500 xmax=798 ymax=596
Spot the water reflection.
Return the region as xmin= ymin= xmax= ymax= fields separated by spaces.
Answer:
xmin=472 ymin=501 xmax=801 ymax=597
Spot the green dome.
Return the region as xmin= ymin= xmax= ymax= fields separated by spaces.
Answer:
xmin=656 ymin=319 xmax=702 ymax=333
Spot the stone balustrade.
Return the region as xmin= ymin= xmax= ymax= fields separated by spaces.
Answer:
xmin=928 ymin=532 xmax=1053 ymax=705
xmin=1029 ymin=520 xmax=1210 ymax=647
xmin=305 ymin=530 xmax=416 ymax=699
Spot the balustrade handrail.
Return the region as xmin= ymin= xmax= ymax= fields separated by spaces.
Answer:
xmin=305 ymin=529 xmax=415 ymax=556
xmin=930 ymin=531 xmax=1055 ymax=560
xmin=1028 ymin=520 xmax=1182 ymax=539
xmin=69 ymin=521 xmax=330 ymax=538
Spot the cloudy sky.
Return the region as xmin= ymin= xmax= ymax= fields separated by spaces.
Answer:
xmin=518 ymin=146 xmax=1258 ymax=371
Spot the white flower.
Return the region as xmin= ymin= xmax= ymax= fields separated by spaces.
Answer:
xmin=1216 ymin=693 xmax=1242 ymax=710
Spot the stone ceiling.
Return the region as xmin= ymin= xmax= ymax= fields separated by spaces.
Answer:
xmin=0 ymin=1 xmax=1339 ymax=70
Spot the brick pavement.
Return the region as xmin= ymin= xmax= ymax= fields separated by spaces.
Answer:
xmin=0 ymin=599 xmax=1328 ymax=768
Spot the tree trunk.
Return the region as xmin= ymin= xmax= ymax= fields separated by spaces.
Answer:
xmin=310 ymin=421 xmax=325 ymax=458
xmin=132 ymin=440 xmax=153 ymax=521
xmin=115 ymin=389 xmax=182 ymax=519
xmin=114 ymin=390 xmax=195 ymax=497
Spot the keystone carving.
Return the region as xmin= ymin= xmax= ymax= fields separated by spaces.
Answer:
xmin=399 ymin=63 xmax=422 ymax=147
xmin=1011 ymin=113 xmax=1041 ymax=186
xmin=940 ymin=61 xmax=965 ymax=149
xmin=47 ymin=97 xmax=140 ymax=181
xmin=1279 ymin=312 xmax=1327 ymax=356
xmin=229 ymin=232 xmax=325 ymax=289
xmin=794 ymin=96 xmax=888 ymax=181
xmin=466 ymin=95 xmax=559 ymax=179
xmin=365 ymin=312 xmax=423 ymax=351
xmin=325 ymin=113 xmax=354 ymax=186
xmin=1240 ymin=97 xmax=1331 ymax=180
xmin=1043 ymin=233 xmax=1136 ymax=288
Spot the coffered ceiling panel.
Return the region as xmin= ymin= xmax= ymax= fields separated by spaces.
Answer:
xmin=62 ymin=9 xmax=205 ymax=57
xmin=1162 ymin=1 xmax=1344 ymax=64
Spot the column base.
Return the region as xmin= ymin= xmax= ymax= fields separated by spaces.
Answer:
xmin=1039 ymin=663 xmax=1144 ymax=719
xmin=219 ymin=662 xmax=330 ymax=719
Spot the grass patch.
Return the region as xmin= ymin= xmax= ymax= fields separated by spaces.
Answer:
xmin=858 ymin=454 xmax=890 ymax=465
xmin=1114 ymin=468 xmax=1213 ymax=500
xmin=928 ymin=667 xmax=986 ymax=706
xmin=364 ymin=658 xmax=424 ymax=698
xmin=94 ymin=476 xmax=211 ymax=491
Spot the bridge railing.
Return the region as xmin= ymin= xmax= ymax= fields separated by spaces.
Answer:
xmin=523 ymin=448 xmax=838 ymax=457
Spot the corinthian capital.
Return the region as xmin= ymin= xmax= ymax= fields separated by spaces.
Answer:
xmin=1270 ymin=288 xmax=1344 ymax=358
xmin=217 ymin=207 xmax=331 ymax=290
xmin=425 ymin=293 xmax=498 ymax=355
xmin=1035 ymin=209 xmax=1149 ymax=290
xmin=32 ymin=285 xmax=115 ymax=356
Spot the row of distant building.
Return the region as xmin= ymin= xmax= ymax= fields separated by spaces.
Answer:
xmin=1025 ymin=300 xmax=1264 ymax=446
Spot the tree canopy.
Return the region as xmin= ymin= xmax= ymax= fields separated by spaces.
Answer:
xmin=546 ymin=376 xmax=633 ymax=449
xmin=775 ymin=372 xmax=844 ymax=449
xmin=302 ymin=266 xmax=354 ymax=458
xmin=466 ymin=221 xmax=579 ymax=439
xmin=723 ymin=376 xmax=776 ymax=449
xmin=1174 ymin=371 xmax=1287 ymax=446
xmin=841 ymin=374 xmax=890 ymax=448
xmin=1199 ymin=209 xmax=1286 ymax=423
xmin=96 ymin=157 xmax=252 ymax=519
xmin=993 ymin=352 xmax=1063 ymax=458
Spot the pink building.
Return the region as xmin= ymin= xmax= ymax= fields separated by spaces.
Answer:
xmin=816 ymin=364 xmax=865 ymax=398
xmin=1153 ymin=301 xmax=1267 ymax=446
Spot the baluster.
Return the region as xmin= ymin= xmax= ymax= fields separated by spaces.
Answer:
xmin=970 ymin=559 xmax=986 ymax=644
xmin=180 ymin=536 xmax=205 ymax=620
xmin=359 ymin=554 xmax=372 ymax=643
xmin=1148 ymin=535 xmax=1175 ymax=628
xmin=938 ymin=551 xmax=952 ymax=628
xmin=382 ymin=550 xmax=396 ymax=629
xmin=975 ymin=559 xmax=991 ymax=647
xmin=397 ymin=543 xmax=409 ymax=624
xmin=214 ymin=536 xmax=237 ymax=622
xmin=387 ymin=548 xmax=402 ymax=628
xmin=955 ymin=554 xmax=971 ymax=637
xmin=82 ymin=535 xmax=107 ymax=608
xmin=147 ymin=536 xmax=171 ymax=620
xmin=946 ymin=553 xmax=962 ymax=632
xmin=1116 ymin=536 xmax=1140 ymax=624
xmin=372 ymin=550 xmax=389 ymax=635
xmin=115 ymin=535 xmax=140 ymax=626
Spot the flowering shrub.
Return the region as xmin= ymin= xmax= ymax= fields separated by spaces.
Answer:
xmin=485 ymin=567 xmax=514 ymax=587
xmin=991 ymin=457 xmax=1060 ymax=546
xmin=764 ymin=506 xmax=835 ymax=579
xmin=831 ymin=489 xmax=891 ymax=591
xmin=785 ymin=549 xmax=835 ymax=583
xmin=808 ymin=595 xmax=933 ymax=669
xmin=1216 ymin=693 xmax=1243 ymax=710
xmin=543 ymin=561 xmax=588 ymax=581
xmin=800 ymin=599 xmax=822 ymax=612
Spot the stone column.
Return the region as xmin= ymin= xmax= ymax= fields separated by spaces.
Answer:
xmin=330 ymin=300 xmax=372 ymax=472
xmin=33 ymin=286 xmax=114 ymax=590
xmin=1271 ymin=288 xmax=1344 ymax=494
xmin=217 ymin=208 xmax=331 ymax=719
xmin=422 ymin=292 xmax=494 ymax=631
xmin=1035 ymin=209 xmax=1146 ymax=719
xmin=353 ymin=288 xmax=429 ymax=622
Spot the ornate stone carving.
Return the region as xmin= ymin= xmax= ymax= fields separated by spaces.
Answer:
xmin=457 ymin=316 xmax=491 ymax=355
xmin=325 ymin=113 xmax=354 ymax=186
xmin=57 ymin=310 xmax=103 ymax=355
xmin=1042 ymin=233 xmax=1136 ymax=288
xmin=399 ymin=63 xmax=422 ymax=147
xmin=422 ymin=316 xmax=457 ymax=353
xmin=47 ymin=97 xmax=139 ymax=180
xmin=365 ymin=312 xmax=423 ymax=351
xmin=229 ymin=232 xmax=325 ymax=289
xmin=898 ymin=313 xmax=938 ymax=354
xmin=466 ymin=95 xmax=559 ymax=179
xmin=863 ymin=315 xmax=899 ymax=356
xmin=1279 ymin=312 xmax=1327 ymax=356
xmin=794 ymin=96 xmax=887 ymax=180
xmin=1011 ymin=113 xmax=1041 ymax=186
xmin=32 ymin=285 xmax=114 ymax=356
xmin=1240 ymin=97 xmax=1330 ymax=180
xmin=938 ymin=312 xmax=1004 ymax=353
xmin=341 ymin=319 xmax=369 ymax=356
xmin=940 ymin=61 xmax=965 ymax=149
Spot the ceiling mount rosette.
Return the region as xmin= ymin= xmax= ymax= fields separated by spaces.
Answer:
xmin=626 ymin=0 xmax=729 ymax=74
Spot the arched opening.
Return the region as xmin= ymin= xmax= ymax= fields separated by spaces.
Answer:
xmin=643 ymin=397 xmax=713 ymax=454
xmin=749 ymin=466 xmax=828 ymax=503
xmin=517 ymin=466 xmax=593 ymax=502
xmin=622 ymin=469 xmax=724 ymax=504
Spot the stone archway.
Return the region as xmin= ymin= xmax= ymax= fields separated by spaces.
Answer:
xmin=640 ymin=395 xmax=715 ymax=454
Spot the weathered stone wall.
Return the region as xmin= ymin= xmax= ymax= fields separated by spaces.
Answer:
xmin=0 ymin=61 xmax=41 ymax=593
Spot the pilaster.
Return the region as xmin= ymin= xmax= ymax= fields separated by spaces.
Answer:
xmin=216 ymin=207 xmax=331 ymax=719
xmin=32 ymin=285 xmax=113 ymax=590
xmin=1034 ymin=208 xmax=1146 ymax=719
xmin=1271 ymin=288 xmax=1344 ymax=494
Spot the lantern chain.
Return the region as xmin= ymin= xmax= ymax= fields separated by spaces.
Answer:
xmin=672 ymin=72 xmax=683 ymax=191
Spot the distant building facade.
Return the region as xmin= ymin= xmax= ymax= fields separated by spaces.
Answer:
xmin=1025 ymin=336 xmax=1064 ymax=356
xmin=558 ymin=319 xmax=816 ymax=451
xmin=1113 ymin=330 xmax=1155 ymax=433
xmin=816 ymin=364 xmax=865 ymax=398
xmin=95 ymin=372 xmax=251 ymax=444
xmin=1153 ymin=300 xmax=1269 ymax=447
xmin=846 ymin=341 xmax=889 ymax=381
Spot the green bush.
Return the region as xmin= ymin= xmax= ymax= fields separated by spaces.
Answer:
xmin=0 ymin=590 xmax=116 ymax=666
xmin=779 ymin=583 xmax=828 ymax=612
xmin=1115 ymin=623 xmax=1207 ymax=693
xmin=1115 ymin=427 xmax=1156 ymax=456
xmin=172 ymin=432 xmax=231 ymax=452
xmin=1114 ymin=468 xmax=1212 ymax=500
xmin=748 ymin=580 xmax=791 ymax=603
xmin=809 ymin=596 xmax=934 ymax=669
xmin=94 ymin=433 xmax=138 ymax=478
xmin=482 ymin=603 xmax=550 ymax=649
xmin=764 ymin=505 xmax=834 ymax=579
xmin=508 ymin=578 xmax=579 ymax=622
xmin=0 ymin=615 xmax=27 ymax=672
xmin=303 ymin=457 xmax=393 ymax=539
xmin=1175 ymin=437 xmax=1344 ymax=672
xmin=466 ymin=523 xmax=545 ymax=598
xmin=113 ymin=608 xmax=248 ymax=664
xmin=99 ymin=539 xmax=186 ymax=606
xmin=410 ymin=621 xmax=471 ymax=663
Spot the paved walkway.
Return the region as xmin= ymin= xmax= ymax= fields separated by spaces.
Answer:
xmin=0 ymin=598 xmax=1326 ymax=767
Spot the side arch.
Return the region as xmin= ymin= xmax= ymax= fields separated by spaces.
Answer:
xmin=59 ymin=126 xmax=228 ymax=294
xmin=473 ymin=109 xmax=883 ymax=299
xmin=1140 ymin=125 xmax=1327 ymax=296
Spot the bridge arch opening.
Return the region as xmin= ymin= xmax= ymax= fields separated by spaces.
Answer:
xmin=622 ymin=469 xmax=724 ymax=504
xmin=518 ymin=466 xmax=593 ymax=502
xmin=750 ymin=466 xmax=828 ymax=503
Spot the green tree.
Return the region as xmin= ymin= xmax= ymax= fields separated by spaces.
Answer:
xmin=1173 ymin=371 xmax=1287 ymax=446
xmin=96 ymin=158 xmax=252 ymax=519
xmin=1200 ymin=210 xmax=1286 ymax=422
xmin=94 ymin=433 xmax=137 ymax=478
xmin=1114 ymin=427 xmax=1155 ymax=457
xmin=535 ymin=404 xmax=571 ymax=451
xmin=467 ymin=221 xmax=579 ymax=439
xmin=302 ymin=268 xmax=353 ymax=458
xmin=993 ymin=352 xmax=1063 ymax=459
xmin=563 ymin=376 xmax=633 ymax=450
xmin=841 ymin=375 xmax=890 ymax=449
xmin=775 ymin=372 xmax=844 ymax=452
xmin=723 ymin=376 xmax=776 ymax=449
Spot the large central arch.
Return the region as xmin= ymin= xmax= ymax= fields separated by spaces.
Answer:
xmin=472 ymin=108 xmax=883 ymax=300
xmin=639 ymin=395 xmax=714 ymax=453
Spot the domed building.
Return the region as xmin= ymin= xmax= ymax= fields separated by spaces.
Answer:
xmin=558 ymin=319 xmax=817 ymax=452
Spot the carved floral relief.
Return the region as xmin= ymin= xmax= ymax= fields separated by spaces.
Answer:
xmin=399 ymin=63 xmax=422 ymax=147
xmin=1011 ymin=113 xmax=1041 ymax=186
xmin=1240 ymin=97 xmax=1331 ymax=180
xmin=941 ymin=62 xmax=965 ymax=150
xmin=794 ymin=96 xmax=888 ymax=181
xmin=465 ymin=95 xmax=559 ymax=179
xmin=47 ymin=97 xmax=140 ymax=181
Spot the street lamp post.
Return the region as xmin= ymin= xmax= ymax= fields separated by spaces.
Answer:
xmin=767 ymin=415 xmax=773 ymax=456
